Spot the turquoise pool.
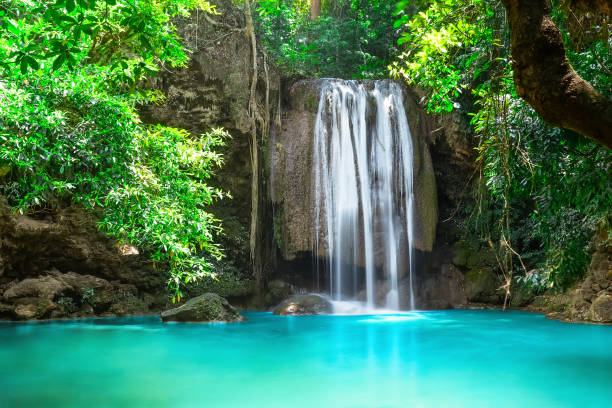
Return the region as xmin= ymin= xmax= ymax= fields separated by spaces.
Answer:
xmin=1 ymin=310 xmax=611 ymax=407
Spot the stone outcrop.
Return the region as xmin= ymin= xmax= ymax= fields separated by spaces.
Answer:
xmin=0 ymin=268 xmax=158 ymax=320
xmin=3 ymin=276 xmax=70 ymax=302
xmin=527 ymin=230 xmax=612 ymax=324
xmin=590 ymin=293 xmax=612 ymax=322
xmin=161 ymin=293 xmax=246 ymax=323
xmin=273 ymin=294 xmax=333 ymax=316
xmin=0 ymin=199 xmax=166 ymax=320
xmin=568 ymin=232 xmax=612 ymax=323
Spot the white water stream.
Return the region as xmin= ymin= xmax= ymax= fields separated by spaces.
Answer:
xmin=312 ymin=79 xmax=416 ymax=310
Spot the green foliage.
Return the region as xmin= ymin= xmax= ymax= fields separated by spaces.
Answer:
xmin=391 ymin=0 xmax=501 ymax=113
xmin=0 ymin=0 xmax=229 ymax=299
xmin=393 ymin=0 xmax=612 ymax=291
xmin=0 ymin=0 xmax=216 ymax=83
xmin=102 ymin=126 xmax=229 ymax=294
xmin=81 ymin=286 xmax=96 ymax=306
xmin=256 ymin=0 xmax=400 ymax=78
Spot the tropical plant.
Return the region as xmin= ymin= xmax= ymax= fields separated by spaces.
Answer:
xmin=392 ymin=0 xmax=611 ymax=298
xmin=256 ymin=0 xmax=401 ymax=78
xmin=0 ymin=0 xmax=229 ymax=300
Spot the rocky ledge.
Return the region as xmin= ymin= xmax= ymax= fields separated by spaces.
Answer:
xmin=0 ymin=269 xmax=160 ymax=320
xmin=0 ymin=199 xmax=166 ymax=320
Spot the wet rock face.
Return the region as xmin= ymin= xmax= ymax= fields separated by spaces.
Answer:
xmin=161 ymin=293 xmax=246 ymax=323
xmin=273 ymin=294 xmax=333 ymax=316
xmin=269 ymin=79 xmax=438 ymax=267
xmin=411 ymin=263 xmax=468 ymax=309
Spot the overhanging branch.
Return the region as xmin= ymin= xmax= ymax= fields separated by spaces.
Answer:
xmin=501 ymin=0 xmax=612 ymax=148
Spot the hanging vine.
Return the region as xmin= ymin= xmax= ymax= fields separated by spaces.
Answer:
xmin=243 ymin=0 xmax=271 ymax=284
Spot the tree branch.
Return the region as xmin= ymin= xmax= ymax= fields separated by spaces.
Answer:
xmin=501 ymin=0 xmax=612 ymax=148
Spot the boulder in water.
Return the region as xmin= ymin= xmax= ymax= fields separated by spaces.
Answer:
xmin=161 ymin=293 xmax=246 ymax=323
xmin=273 ymin=294 xmax=332 ymax=316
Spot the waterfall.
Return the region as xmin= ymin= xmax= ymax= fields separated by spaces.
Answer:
xmin=312 ymin=79 xmax=416 ymax=310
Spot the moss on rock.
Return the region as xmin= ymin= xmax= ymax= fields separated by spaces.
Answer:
xmin=161 ymin=293 xmax=246 ymax=323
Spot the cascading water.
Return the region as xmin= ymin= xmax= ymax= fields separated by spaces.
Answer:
xmin=312 ymin=79 xmax=416 ymax=310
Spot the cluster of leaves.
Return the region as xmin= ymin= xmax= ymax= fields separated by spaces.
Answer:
xmin=255 ymin=0 xmax=400 ymax=78
xmin=0 ymin=0 xmax=229 ymax=300
xmin=391 ymin=0 xmax=501 ymax=113
xmin=393 ymin=0 xmax=612 ymax=291
xmin=1 ymin=0 xmax=215 ymax=84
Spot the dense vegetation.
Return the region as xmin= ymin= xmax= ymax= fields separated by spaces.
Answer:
xmin=390 ymin=0 xmax=611 ymax=294
xmin=256 ymin=0 xmax=408 ymax=78
xmin=256 ymin=0 xmax=610 ymax=297
xmin=1 ymin=0 xmax=609 ymax=302
xmin=0 ymin=0 xmax=229 ymax=300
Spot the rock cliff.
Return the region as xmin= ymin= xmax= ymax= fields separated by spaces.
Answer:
xmin=0 ymin=200 xmax=166 ymax=320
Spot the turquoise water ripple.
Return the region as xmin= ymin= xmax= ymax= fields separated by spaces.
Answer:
xmin=1 ymin=310 xmax=611 ymax=408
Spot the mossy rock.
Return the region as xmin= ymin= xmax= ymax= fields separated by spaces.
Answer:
xmin=529 ymin=294 xmax=571 ymax=314
xmin=161 ymin=293 xmax=246 ymax=323
xmin=452 ymin=241 xmax=497 ymax=269
xmin=264 ymin=279 xmax=295 ymax=306
xmin=451 ymin=240 xmax=472 ymax=267
xmin=589 ymin=293 xmax=612 ymax=323
xmin=464 ymin=268 xmax=503 ymax=304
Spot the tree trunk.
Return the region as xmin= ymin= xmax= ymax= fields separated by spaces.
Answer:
xmin=501 ymin=0 xmax=612 ymax=148
xmin=310 ymin=0 xmax=321 ymax=20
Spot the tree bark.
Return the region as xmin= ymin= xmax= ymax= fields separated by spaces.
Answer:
xmin=310 ymin=0 xmax=321 ymax=20
xmin=501 ymin=0 xmax=612 ymax=148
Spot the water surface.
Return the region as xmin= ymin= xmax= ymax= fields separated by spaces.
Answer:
xmin=1 ymin=310 xmax=611 ymax=407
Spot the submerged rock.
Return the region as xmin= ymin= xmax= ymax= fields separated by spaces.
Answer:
xmin=273 ymin=294 xmax=332 ymax=316
xmin=161 ymin=293 xmax=246 ymax=323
